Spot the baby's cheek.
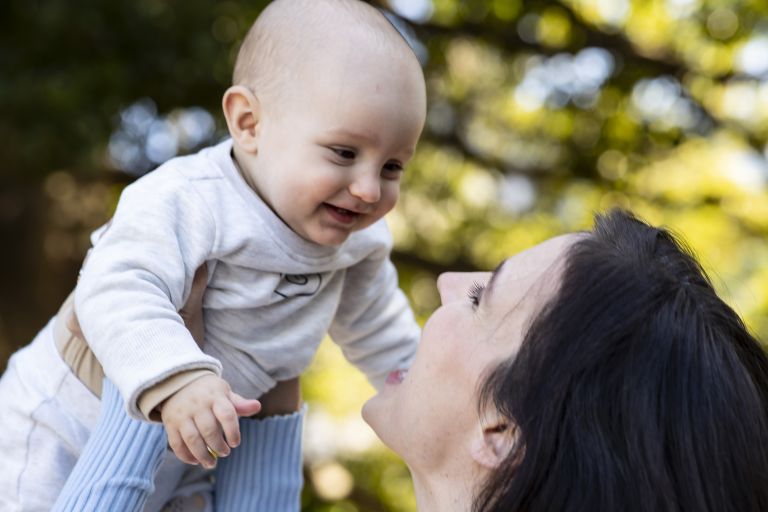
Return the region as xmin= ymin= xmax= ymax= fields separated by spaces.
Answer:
xmin=385 ymin=183 xmax=401 ymax=203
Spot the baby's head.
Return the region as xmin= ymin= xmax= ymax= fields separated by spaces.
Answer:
xmin=223 ymin=0 xmax=426 ymax=246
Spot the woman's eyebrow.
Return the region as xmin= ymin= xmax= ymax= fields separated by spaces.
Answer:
xmin=483 ymin=259 xmax=508 ymax=305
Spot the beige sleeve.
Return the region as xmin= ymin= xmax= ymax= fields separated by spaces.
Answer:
xmin=138 ymin=369 xmax=215 ymax=421
xmin=54 ymin=291 xmax=105 ymax=397
xmin=54 ymin=289 xmax=215 ymax=420
xmin=55 ymin=260 xmax=213 ymax=419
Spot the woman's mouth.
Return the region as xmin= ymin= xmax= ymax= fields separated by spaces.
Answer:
xmin=324 ymin=204 xmax=359 ymax=225
xmin=385 ymin=369 xmax=408 ymax=385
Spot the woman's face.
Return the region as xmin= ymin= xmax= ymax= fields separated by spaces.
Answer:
xmin=362 ymin=234 xmax=578 ymax=472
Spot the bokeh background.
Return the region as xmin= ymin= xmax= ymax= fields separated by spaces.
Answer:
xmin=3 ymin=0 xmax=768 ymax=509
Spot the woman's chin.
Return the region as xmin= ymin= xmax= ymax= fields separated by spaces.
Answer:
xmin=361 ymin=392 xmax=382 ymax=427
xmin=362 ymin=370 xmax=411 ymax=447
xmin=362 ymin=391 xmax=395 ymax=439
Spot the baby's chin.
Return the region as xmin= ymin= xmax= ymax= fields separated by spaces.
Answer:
xmin=303 ymin=222 xmax=376 ymax=247
xmin=309 ymin=233 xmax=351 ymax=247
xmin=293 ymin=225 xmax=351 ymax=247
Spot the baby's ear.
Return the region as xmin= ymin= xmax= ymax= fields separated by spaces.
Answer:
xmin=222 ymin=85 xmax=260 ymax=153
xmin=470 ymin=419 xmax=517 ymax=469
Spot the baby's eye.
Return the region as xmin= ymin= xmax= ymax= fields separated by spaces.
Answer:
xmin=383 ymin=161 xmax=403 ymax=172
xmin=468 ymin=281 xmax=486 ymax=307
xmin=381 ymin=161 xmax=404 ymax=179
xmin=331 ymin=147 xmax=356 ymax=160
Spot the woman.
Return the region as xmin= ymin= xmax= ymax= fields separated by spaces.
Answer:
xmin=56 ymin=209 xmax=768 ymax=511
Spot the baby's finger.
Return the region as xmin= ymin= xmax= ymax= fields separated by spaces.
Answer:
xmin=230 ymin=391 xmax=262 ymax=418
xmin=166 ymin=425 xmax=198 ymax=466
xmin=213 ymin=399 xmax=242 ymax=448
xmin=179 ymin=418 xmax=217 ymax=468
xmin=195 ymin=410 xmax=231 ymax=458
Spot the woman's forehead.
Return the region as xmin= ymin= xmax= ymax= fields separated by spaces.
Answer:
xmin=495 ymin=234 xmax=579 ymax=290
xmin=482 ymin=233 xmax=581 ymax=337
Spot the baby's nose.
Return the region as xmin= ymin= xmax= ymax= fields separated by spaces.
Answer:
xmin=349 ymin=171 xmax=381 ymax=203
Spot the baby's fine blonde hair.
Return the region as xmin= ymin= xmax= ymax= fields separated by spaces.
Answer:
xmin=232 ymin=0 xmax=417 ymax=104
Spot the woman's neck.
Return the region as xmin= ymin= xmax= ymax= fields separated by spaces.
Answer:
xmin=409 ymin=465 xmax=478 ymax=511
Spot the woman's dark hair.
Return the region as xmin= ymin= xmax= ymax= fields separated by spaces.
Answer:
xmin=475 ymin=209 xmax=768 ymax=512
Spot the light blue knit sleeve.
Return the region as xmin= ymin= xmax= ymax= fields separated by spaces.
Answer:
xmin=52 ymin=378 xmax=167 ymax=512
xmin=53 ymin=378 xmax=305 ymax=512
xmin=214 ymin=406 xmax=306 ymax=512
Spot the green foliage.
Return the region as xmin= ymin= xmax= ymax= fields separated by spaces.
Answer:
xmin=3 ymin=0 xmax=768 ymax=509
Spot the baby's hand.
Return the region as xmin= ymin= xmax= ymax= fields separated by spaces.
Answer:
xmin=160 ymin=375 xmax=261 ymax=468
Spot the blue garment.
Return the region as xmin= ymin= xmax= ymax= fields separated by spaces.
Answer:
xmin=53 ymin=379 xmax=304 ymax=511
xmin=216 ymin=407 xmax=304 ymax=512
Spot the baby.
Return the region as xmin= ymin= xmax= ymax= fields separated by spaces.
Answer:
xmin=0 ymin=0 xmax=426 ymax=509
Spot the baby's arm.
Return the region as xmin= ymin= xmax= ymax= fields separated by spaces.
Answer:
xmin=54 ymin=264 xmax=207 ymax=509
xmin=75 ymin=170 xmax=264 ymax=465
xmin=72 ymin=255 xmax=260 ymax=468
xmin=329 ymin=248 xmax=421 ymax=389
xmin=75 ymin=168 xmax=222 ymax=418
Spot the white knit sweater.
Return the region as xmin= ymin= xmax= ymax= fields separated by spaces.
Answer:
xmin=75 ymin=139 xmax=419 ymax=419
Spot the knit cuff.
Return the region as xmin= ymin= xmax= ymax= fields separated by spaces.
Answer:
xmin=52 ymin=378 xmax=167 ymax=511
xmin=214 ymin=406 xmax=306 ymax=512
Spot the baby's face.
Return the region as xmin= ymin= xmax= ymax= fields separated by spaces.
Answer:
xmin=244 ymin=52 xmax=426 ymax=246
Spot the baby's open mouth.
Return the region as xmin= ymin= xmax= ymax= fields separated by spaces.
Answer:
xmin=324 ymin=204 xmax=360 ymax=223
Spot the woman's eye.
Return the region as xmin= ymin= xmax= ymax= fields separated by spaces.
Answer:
xmin=332 ymin=148 xmax=356 ymax=160
xmin=468 ymin=281 xmax=486 ymax=307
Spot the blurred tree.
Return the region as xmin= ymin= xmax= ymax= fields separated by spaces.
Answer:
xmin=3 ymin=0 xmax=768 ymax=509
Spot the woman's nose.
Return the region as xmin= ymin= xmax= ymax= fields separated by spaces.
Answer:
xmin=437 ymin=272 xmax=491 ymax=304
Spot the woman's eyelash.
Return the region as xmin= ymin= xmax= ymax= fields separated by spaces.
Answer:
xmin=468 ymin=281 xmax=486 ymax=306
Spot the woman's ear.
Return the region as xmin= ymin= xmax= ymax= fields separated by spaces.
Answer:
xmin=222 ymin=85 xmax=260 ymax=154
xmin=470 ymin=421 xmax=517 ymax=469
